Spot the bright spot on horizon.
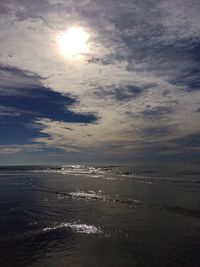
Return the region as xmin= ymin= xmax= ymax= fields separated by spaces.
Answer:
xmin=58 ymin=27 xmax=89 ymax=58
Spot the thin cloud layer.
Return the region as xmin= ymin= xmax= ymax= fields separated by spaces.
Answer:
xmin=0 ymin=0 xmax=199 ymax=165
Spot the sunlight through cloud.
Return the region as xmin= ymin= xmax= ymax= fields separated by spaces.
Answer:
xmin=58 ymin=27 xmax=89 ymax=58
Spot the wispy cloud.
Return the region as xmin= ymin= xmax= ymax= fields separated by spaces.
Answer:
xmin=0 ymin=144 xmax=43 ymax=154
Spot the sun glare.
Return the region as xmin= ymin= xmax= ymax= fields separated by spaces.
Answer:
xmin=58 ymin=27 xmax=89 ymax=58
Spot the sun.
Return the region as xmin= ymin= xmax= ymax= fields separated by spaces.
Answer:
xmin=58 ymin=27 xmax=89 ymax=58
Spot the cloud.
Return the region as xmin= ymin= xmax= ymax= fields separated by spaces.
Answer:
xmin=94 ymin=84 xmax=147 ymax=102
xmin=0 ymin=144 xmax=43 ymax=154
xmin=0 ymin=66 xmax=97 ymax=147
xmin=0 ymin=0 xmax=200 ymax=164
xmin=0 ymin=105 xmax=21 ymax=117
xmin=0 ymin=65 xmax=42 ymax=95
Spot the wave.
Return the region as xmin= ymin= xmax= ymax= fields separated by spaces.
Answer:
xmin=70 ymin=191 xmax=104 ymax=200
xmin=54 ymin=189 xmax=142 ymax=206
xmin=42 ymin=222 xmax=103 ymax=234
xmin=31 ymin=165 xmax=106 ymax=177
xmin=28 ymin=182 xmax=143 ymax=207
xmin=24 ymin=178 xmax=199 ymax=219
xmin=162 ymin=206 xmax=200 ymax=218
xmin=28 ymin=165 xmax=200 ymax=185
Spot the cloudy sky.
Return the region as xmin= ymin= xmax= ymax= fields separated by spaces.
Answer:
xmin=0 ymin=0 xmax=200 ymax=167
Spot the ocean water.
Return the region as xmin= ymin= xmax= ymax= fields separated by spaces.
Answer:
xmin=0 ymin=165 xmax=200 ymax=267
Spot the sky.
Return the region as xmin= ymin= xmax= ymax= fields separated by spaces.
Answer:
xmin=0 ymin=0 xmax=200 ymax=167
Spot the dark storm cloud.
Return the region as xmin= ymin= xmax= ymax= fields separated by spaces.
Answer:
xmin=126 ymin=38 xmax=200 ymax=88
xmin=145 ymin=134 xmax=200 ymax=156
xmin=142 ymin=126 xmax=172 ymax=137
xmin=172 ymin=134 xmax=200 ymax=148
xmin=79 ymin=1 xmax=200 ymax=94
xmin=94 ymin=84 xmax=145 ymax=101
xmin=141 ymin=106 xmax=173 ymax=119
xmin=170 ymin=67 xmax=200 ymax=91
xmin=93 ymin=83 xmax=158 ymax=103
xmin=0 ymin=65 xmax=42 ymax=95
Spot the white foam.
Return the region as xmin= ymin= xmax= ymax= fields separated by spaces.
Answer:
xmin=31 ymin=165 xmax=106 ymax=177
xmin=43 ymin=222 xmax=103 ymax=234
xmin=69 ymin=191 xmax=104 ymax=200
xmin=104 ymin=177 xmax=117 ymax=180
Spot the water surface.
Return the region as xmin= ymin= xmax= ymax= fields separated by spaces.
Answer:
xmin=0 ymin=165 xmax=200 ymax=267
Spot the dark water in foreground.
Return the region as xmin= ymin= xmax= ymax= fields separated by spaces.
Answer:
xmin=0 ymin=165 xmax=200 ymax=267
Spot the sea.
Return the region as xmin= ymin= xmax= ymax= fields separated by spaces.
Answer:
xmin=0 ymin=165 xmax=199 ymax=267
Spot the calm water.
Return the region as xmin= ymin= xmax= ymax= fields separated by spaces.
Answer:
xmin=0 ymin=165 xmax=200 ymax=267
